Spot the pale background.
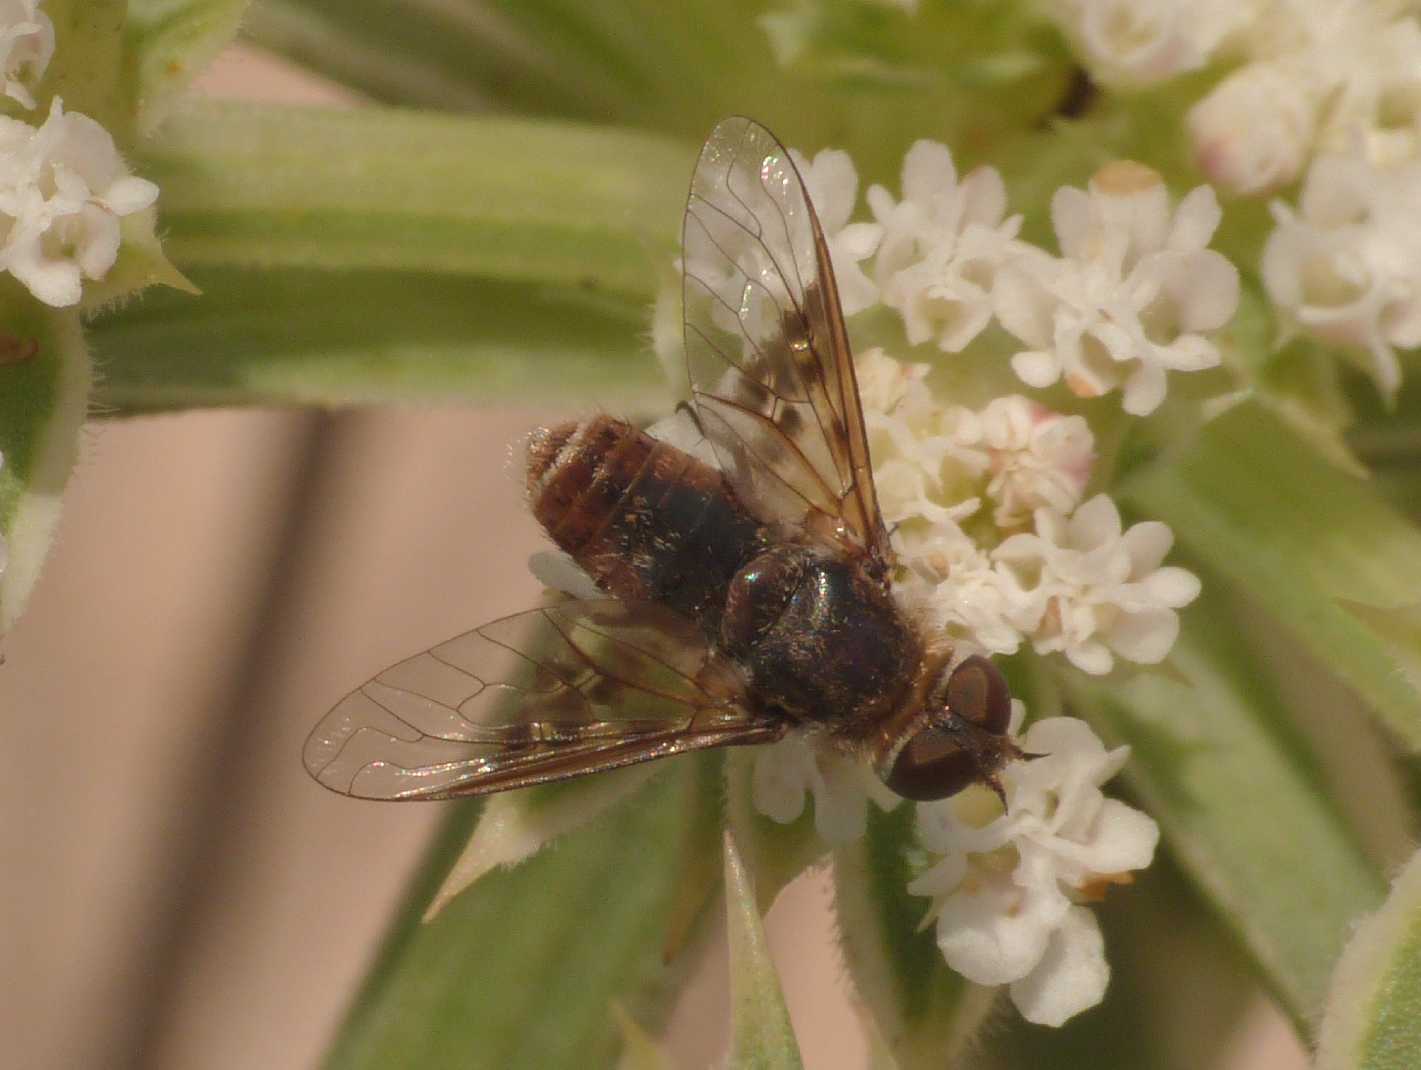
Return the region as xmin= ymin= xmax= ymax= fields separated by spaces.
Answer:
xmin=0 ymin=46 xmax=1308 ymax=1070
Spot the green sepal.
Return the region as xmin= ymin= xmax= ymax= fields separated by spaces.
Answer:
xmin=723 ymin=826 xmax=806 ymax=1070
xmin=80 ymin=206 xmax=198 ymax=315
xmin=831 ymin=804 xmax=996 ymax=1070
xmin=423 ymin=763 xmax=663 ymax=921
xmin=1316 ymin=847 xmax=1421 ymax=1070
xmin=122 ymin=0 xmax=251 ymax=135
xmin=0 ymin=289 xmax=91 ymax=630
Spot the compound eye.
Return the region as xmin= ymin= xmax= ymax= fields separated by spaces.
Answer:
xmin=945 ymin=655 xmax=1012 ymax=735
xmin=881 ymin=728 xmax=977 ymax=802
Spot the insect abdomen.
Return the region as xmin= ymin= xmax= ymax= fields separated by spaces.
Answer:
xmin=527 ymin=416 xmax=766 ymax=635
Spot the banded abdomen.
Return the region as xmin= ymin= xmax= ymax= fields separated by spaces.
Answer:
xmin=526 ymin=415 xmax=767 ymax=638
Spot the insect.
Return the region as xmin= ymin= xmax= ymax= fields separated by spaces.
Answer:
xmin=305 ymin=117 xmax=1024 ymax=805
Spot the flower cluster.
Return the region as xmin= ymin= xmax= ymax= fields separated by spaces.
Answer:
xmin=1263 ymin=153 xmax=1421 ymax=402
xmin=0 ymin=3 xmax=160 ymax=308
xmin=0 ymin=0 xmax=52 ymax=110
xmin=717 ymin=135 xmax=1209 ymax=1026
xmin=1040 ymin=0 xmax=1421 ymax=196
xmin=995 ymin=162 xmax=1239 ymax=416
xmin=910 ymin=714 xmax=1159 ymax=1026
xmin=865 ymin=140 xmax=1022 ymax=354
xmin=1040 ymin=0 xmax=1249 ymax=89
xmin=775 ymin=141 xmax=1240 ymax=416
xmin=1036 ymin=2 xmax=1421 ymax=398
xmin=750 ymin=732 xmax=900 ymax=844
xmin=857 ymin=345 xmax=1200 ymax=672
xmin=1189 ymin=4 xmax=1421 ymax=195
xmin=0 ymin=97 xmax=157 ymax=307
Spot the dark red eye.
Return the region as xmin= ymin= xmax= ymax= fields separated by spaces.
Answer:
xmin=946 ymin=655 xmax=1012 ymax=735
xmin=879 ymin=656 xmax=1014 ymax=801
xmin=881 ymin=727 xmax=977 ymax=802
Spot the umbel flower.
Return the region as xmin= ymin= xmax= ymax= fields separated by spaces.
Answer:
xmin=1263 ymin=152 xmax=1421 ymax=401
xmin=911 ymin=713 xmax=1159 ymax=1026
xmin=665 ymin=133 xmax=1202 ymax=1025
xmin=1033 ymin=0 xmax=1421 ymax=406
xmin=994 ymin=162 xmax=1239 ymax=416
xmin=0 ymin=97 xmax=159 ymax=307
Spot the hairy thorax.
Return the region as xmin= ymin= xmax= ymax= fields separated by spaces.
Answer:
xmin=721 ymin=546 xmax=922 ymax=731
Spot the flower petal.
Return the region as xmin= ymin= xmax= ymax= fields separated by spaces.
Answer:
xmin=1009 ymin=906 xmax=1110 ymax=1026
xmin=935 ymin=873 xmax=1069 ymax=985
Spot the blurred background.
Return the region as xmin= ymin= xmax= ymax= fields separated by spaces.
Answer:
xmin=0 ymin=46 xmax=1310 ymax=1070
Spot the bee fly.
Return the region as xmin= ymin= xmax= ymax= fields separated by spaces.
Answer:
xmin=305 ymin=117 xmax=1024 ymax=805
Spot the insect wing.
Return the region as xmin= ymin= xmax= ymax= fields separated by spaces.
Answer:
xmin=305 ymin=599 xmax=781 ymax=800
xmin=681 ymin=116 xmax=891 ymax=566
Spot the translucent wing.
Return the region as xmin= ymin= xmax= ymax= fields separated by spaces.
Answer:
xmin=305 ymin=599 xmax=781 ymax=800
xmin=681 ymin=116 xmax=891 ymax=570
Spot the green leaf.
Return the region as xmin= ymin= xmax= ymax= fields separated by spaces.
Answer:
xmin=1316 ymin=847 xmax=1421 ymax=1070
xmin=831 ymin=804 xmax=996 ymax=1070
xmin=424 ymin=764 xmax=663 ymax=921
xmin=243 ymin=0 xmax=829 ymax=146
xmin=1061 ymin=582 xmax=1388 ymax=1034
xmin=324 ymin=757 xmax=717 ymax=1070
xmin=243 ymin=0 xmax=667 ymax=124
xmin=88 ymin=267 xmax=664 ymax=412
xmin=244 ymin=0 xmax=1080 ymax=189
xmin=1123 ymin=400 xmax=1421 ymax=750
xmin=136 ymin=102 xmax=690 ymax=298
xmin=124 ymin=0 xmax=251 ymax=134
xmin=723 ymin=827 xmax=806 ymax=1070
xmin=0 ymin=288 xmax=92 ymax=630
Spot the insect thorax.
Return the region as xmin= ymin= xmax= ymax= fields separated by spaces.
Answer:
xmin=721 ymin=545 xmax=920 ymax=731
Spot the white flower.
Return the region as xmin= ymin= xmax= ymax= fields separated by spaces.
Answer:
xmin=910 ymin=715 xmax=1159 ymax=1026
xmin=1305 ymin=9 xmax=1421 ymax=168
xmin=1188 ymin=59 xmax=1319 ymax=195
xmin=1262 ymin=152 xmax=1421 ymax=401
xmin=0 ymin=98 xmax=159 ymax=307
xmin=947 ymin=395 xmax=1094 ymax=529
xmin=751 ymin=732 xmax=900 ymax=843
xmin=995 ymin=162 xmax=1240 ymax=416
xmin=854 ymin=344 xmax=931 ymax=416
xmin=855 ymin=348 xmax=987 ymax=531
xmin=893 ymin=527 xmax=1025 ymax=656
xmin=994 ymin=494 xmax=1201 ymax=674
xmin=0 ymin=0 xmax=53 ymax=110
xmin=868 ymin=141 xmax=1023 ymax=353
xmin=790 ymin=147 xmax=883 ymax=315
xmin=1189 ymin=6 xmax=1421 ymax=193
xmin=1046 ymin=0 xmax=1247 ymax=88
